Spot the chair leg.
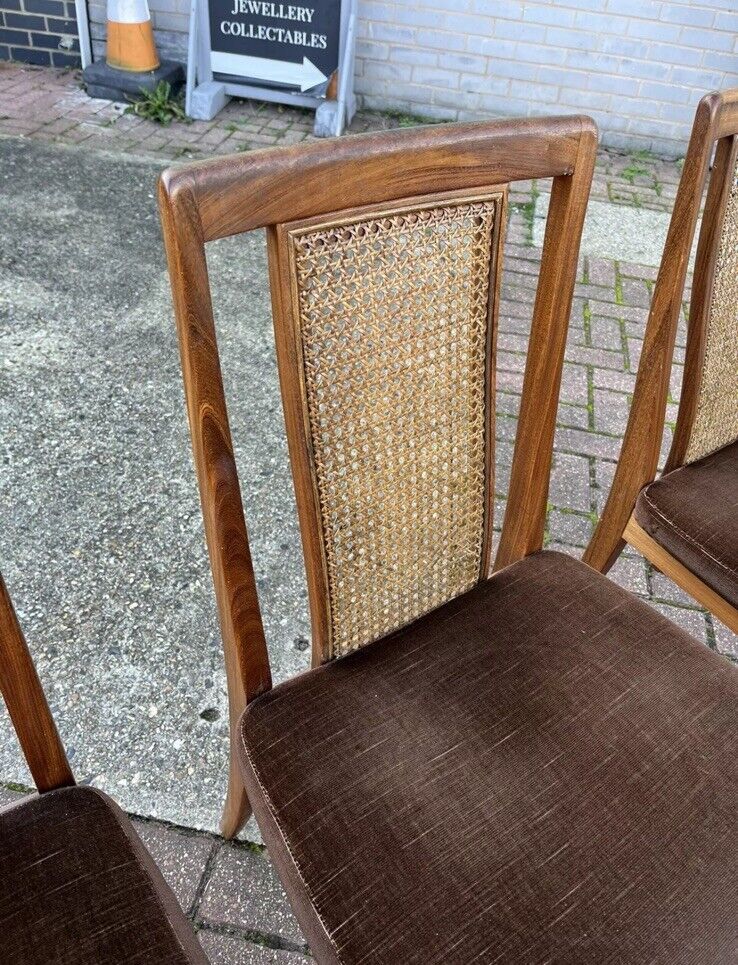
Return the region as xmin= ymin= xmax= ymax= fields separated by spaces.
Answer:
xmin=220 ymin=744 xmax=252 ymax=839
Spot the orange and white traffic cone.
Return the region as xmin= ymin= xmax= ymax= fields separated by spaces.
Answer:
xmin=106 ymin=0 xmax=160 ymax=73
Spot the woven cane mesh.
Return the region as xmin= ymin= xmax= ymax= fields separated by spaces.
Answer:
xmin=686 ymin=158 xmax=738 ymax=463
xmin=288 ymin=195 xmax=502 ymax=657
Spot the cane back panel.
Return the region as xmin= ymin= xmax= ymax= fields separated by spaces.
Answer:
xmin=685 ymin=155 xmax=738 ymax=464
xmin=275 ymin=189 xmax=507 ymax=660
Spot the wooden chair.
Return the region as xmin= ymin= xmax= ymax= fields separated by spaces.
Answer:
xmin=0 ymin=572 xmax=207 ymax=964
xmin=160 ymin=116 xmax=738 ymax=963
xmin=585 ymin=89 xmax=738 ymax=635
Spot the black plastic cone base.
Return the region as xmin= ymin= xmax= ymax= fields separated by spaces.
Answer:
xmin=83 ymin=59 xmax=184 ymax=104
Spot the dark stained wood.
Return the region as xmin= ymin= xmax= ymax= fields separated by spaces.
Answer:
xmin=161 ymin=115 xmax=591 ymax=243
xmin=584 ymin=90 xmax=736 ymax=574
xmin=495 ymin=125 xmax=597 ymax=569
xmin=665 ymin=134 xmax=738 ymax=472
xmin=0 ymin=573 xmax=75 ymax=793
xmin=158 ymin=177 xmax=272 ymax=838
xmin=159 ymin=115 xmax=598 ymax=835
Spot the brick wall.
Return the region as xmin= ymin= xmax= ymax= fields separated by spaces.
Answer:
xmin=86 ymin=0 xmax=738 ymax=155
xmin=0 ymin=0 xmax=80 ymax=66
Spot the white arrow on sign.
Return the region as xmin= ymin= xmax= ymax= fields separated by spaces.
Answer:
xmin=210 ymin=52 xmax=328 ymax=91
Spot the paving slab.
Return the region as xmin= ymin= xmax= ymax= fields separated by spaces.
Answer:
xmin=198 ymin=931 xmax=311 ymax=964
xmin=198 ymin=844 xmax=305 ymax=948
xmin=132 ymin=817 xmax=217 ymax=913
xmin=534 ymin=193 xmax=698 ymax=267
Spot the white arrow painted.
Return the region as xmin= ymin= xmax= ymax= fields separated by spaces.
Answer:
xmin=210 ymin=52 xmax=328 ymax=91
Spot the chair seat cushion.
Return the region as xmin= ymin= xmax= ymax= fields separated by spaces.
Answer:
xmin=238 ymin=551 xmax=738 ymax=965
xmin=0 ymin=785 xmax=207 ymax=964
xmin=634 ymin=438 xmax=738 ymax=609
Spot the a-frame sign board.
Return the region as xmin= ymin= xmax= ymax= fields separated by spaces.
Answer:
xmin=186 ymin=0 xmax=357 ymax=136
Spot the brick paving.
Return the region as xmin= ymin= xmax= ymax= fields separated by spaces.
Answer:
xmin=1 ymin=60 xmax=736 ymax=963
xmin=0 ymin=62 xmax=683 ymax=213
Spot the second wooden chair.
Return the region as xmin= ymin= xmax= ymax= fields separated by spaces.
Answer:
xmin=160 ymin=114 xmax=738 ymax=963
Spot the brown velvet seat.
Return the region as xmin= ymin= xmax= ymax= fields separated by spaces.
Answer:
xmin=0 ymin=785 xmax=208 ymax=965
xmin=634 ymin=439 xmax=738 ymax=610
xmin=239 ymin=552 xmax=738 ymax=965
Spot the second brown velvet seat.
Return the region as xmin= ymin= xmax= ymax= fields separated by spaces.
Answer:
xmin=239 ymin=551 xmax=738 ymax=964
xmin=634 ymin=438 xmax=738 ymax=610
xmin=1 ymin=785 xmax=206 ymax=965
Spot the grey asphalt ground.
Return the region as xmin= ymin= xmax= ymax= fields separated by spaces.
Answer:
xmin=0 ymin=137 xmax=310 ymax=832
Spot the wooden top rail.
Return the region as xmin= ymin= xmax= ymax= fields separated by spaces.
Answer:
xmin=160 ymin=114 xmax=596 ymax=242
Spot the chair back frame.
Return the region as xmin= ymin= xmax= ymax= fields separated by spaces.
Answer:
xmin=0 ymin=573 xmax=75 ymax=793
xmin=159 ymin=115 xmax=597 ymax=834
xmin=585 ymin=89 xmax=738 ymax=574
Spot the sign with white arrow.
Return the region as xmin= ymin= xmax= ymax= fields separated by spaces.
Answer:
xmin=208 ymin=0 xmax=340 ymax=92
xmin=210 ymin=51 xmax=327 ymax=91
xmin=185 ymin=0 xmax=355 ymax=134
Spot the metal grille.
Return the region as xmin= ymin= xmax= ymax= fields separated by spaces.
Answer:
xmin=288 ymin=195 xmax=503 ymax=657
xmin=686 ymin=159 xmax=738 ymax=463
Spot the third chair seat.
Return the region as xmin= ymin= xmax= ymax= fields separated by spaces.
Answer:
xmin=632 ymin=438 xmax=738 ymax=611
xmin=239 ymin=552 xmax=738 ymax=965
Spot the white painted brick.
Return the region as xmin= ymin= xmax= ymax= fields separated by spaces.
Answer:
xmin=587 ymin=71 xmax=639 ymax=97
xmin=522 ymin=3 xmax=576 ymax=27
xmin=444 ymin=52 xmax=486 ymax=74
xmin=368 ymin=23 xmax=416 ymax=45
xmin=413 ymin=28 xmax=467 ymax=52
xmin=459 ymin=73 xmax=510 ymax=96
xmin=702 ymin=51 xmax=738 ymax=72
xmin=467 ymin=36 xmax=516 ymax=58
xmin=546 ymin=25 xmax=593 ymax=50
xmin=615 ymin=56 xmax=681 ymax=80
xmin=614 ymin=94 xmax=664 ymax=120
xmin=389 ymin=45 xmax=437 ymax=67
xmin=474 ymin=0 xmax=524 ymax=17
xmin=669 ymin=65 xmax=725 ymax=88
xmin=627 ymin=19 xmax=682 ymax=43
xmin=648 ymin=42 xmax=703 ymax=68
xmin=659 ymin=3 xmax=715 ymax=28
xmin=411 ymin=65 xmax=460 ymax=88
xmin=508 ymin=78 xmax=560 ymax=103
xmin=640 ymin=80 xmax=693 ymax=105
xmin=660 ymin=101 xmax=701 ymax=125
xmin=598 ymin=35 xmax=650 ymax=59
xmin=558 ymin=88 xmax=611 ymax=111
xmin=356 ymin=39 xmax=389 ymax=60
xmin=537 ymin=65 xmax=588 ymax=88
xmin=495 ymin=19 xmax=546 ymax=43
xmin=680 ymin=26 xmax=734 ymax=51
xmin=606 ymin=0 xmax=649 ymax=15
xmin=516 ymin=43 xmax=567 ymax=65
xmin=715 ymin=11 xmax=738 ymax=32
xmin=573 ymin=10 xmax=630 ymax=34
xmin=362 ymin=60 xmax=412 ymax=83
xmin=487 ymin=57 xmax=541 ymax=81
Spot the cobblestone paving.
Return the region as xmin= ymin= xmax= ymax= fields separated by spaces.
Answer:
xmin=1 ymin=60 xmax=735 ymax=963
